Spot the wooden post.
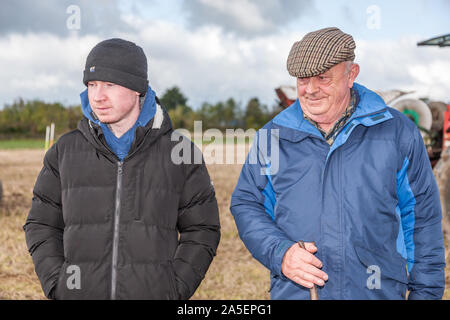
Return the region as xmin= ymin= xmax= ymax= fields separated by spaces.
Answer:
xmin=45 ymin=125 xmax=50 ymax=151
xmin=49 ymin=123 xmax=55 ymax=148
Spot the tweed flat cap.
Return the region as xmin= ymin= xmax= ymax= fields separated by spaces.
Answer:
xmin=287 ymin=27 xmax=356 ymax=78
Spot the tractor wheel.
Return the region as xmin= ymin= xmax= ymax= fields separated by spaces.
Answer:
xmin=428 ymin=101 xmax=447 ymax=132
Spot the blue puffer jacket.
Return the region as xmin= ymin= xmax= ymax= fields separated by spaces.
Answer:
xmin=230 ymin=83 xmax=445 ymax=300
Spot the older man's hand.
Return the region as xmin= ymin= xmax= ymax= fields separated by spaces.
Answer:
xmin=281 ymin=242 xmax=328 ymax=288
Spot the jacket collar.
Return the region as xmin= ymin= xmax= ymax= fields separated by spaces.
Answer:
xmin=272 ymin=82 xmax=392 ymax=142
xmin=79 ymin=85 xmax=157 ymax=128
xmin=77 ymin=90 xmax=172 ymax=162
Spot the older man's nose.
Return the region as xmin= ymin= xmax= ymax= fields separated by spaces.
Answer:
xmin=305 ymin=77 xmax=319 ymax=94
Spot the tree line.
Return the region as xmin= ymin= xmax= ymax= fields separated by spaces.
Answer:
xmin=0 ymin=98 xmax=82 ymax=139
xmin=0 ymin=86 xmax=282 ymax=138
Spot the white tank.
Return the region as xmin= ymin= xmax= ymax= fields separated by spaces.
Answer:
xmin=391 ymin=98 xmax=433 ymax=131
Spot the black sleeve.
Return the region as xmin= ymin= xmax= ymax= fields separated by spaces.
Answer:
xmin=173 ymin=143 xmax=220 ymax=299
xmin=23 ymin=144 xmax=65 ymax=299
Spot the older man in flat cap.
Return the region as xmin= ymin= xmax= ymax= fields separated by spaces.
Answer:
xmin=231 ymin=27 xmax=445 ymax=300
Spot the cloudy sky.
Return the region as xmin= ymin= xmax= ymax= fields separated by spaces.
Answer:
xmin=0 ymin=0 xmax=449 ymax=110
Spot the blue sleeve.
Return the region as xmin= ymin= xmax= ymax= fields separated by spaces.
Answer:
xmin=230 ymin=131 xmax=296 ymax=277
xmin=397 ymin=128 xmax=446 ymax=300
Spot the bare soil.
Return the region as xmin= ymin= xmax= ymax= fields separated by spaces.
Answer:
xmin=0 ymin=149 xmax=448 ymax=300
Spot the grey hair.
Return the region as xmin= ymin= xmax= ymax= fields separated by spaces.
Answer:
xmin=344 ymin=61 xmax=354 ymax=74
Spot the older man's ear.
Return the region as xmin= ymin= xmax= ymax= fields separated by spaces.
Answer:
xmin=347 ymin=63 xmax=360 ymax=88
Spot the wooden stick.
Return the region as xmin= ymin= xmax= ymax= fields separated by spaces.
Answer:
xmin=298 ymin=240 xmax=319 ymax=300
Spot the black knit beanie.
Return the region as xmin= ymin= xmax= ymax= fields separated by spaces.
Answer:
xmin=83 ymin=38 xmax=148 ymax=95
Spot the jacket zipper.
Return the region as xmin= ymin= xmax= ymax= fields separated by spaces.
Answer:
xmin=111 ymin=161 xmax=123 ymax=300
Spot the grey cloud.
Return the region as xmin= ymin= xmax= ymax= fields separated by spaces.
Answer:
xmin=182 ymin=0 xmax=315 ymax=36
xmin=0 ymin=0 xmax=134 ymax=37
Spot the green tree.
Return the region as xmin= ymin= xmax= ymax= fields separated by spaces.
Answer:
xmin=195 ymin=102 xmax=213 ymax=130
xmin=223 ymin=98 xmax=241 ymax=129
xmin=194 ymin=98 xmax=243 ymax=130
xmin=168 ymin=105 xmax=195 ymax=130
xmin=0 ymin=99 xmax=83 ymax=138
xmin=244 ymin=97 xmax=269 ymax=129
xmin=160 ymin=86 xmax=189 ymax=112
xmin=160 ymin=86 xmax=197 ymax=130
xmin=66 ymin=105 xmax=83 ymax=130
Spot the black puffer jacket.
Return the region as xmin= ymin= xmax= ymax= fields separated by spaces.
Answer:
xmin=24 ymin=103 xmax=220 ymax=299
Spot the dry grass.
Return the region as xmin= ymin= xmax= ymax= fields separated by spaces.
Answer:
xmin=192 ymin=163 xmax=270 ymax=299
xmin=0 ymin=150 xmax=46 ymax=299
xmin=0 ymin=149 xmax=270 ymax=300
xmin=0 ymin=149 xmax=448 ymax=300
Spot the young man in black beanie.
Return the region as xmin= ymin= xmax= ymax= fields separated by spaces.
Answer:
xmin=24 ymin=38 xmax=220 ymax=300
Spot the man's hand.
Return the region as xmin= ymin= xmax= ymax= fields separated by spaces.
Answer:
xmin=281 ymin=242 xmax=328 ymax=288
